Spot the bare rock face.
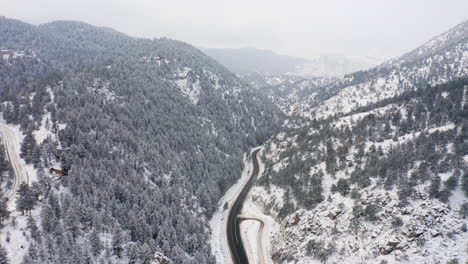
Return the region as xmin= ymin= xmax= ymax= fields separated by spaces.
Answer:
xmin=268 ymin=188 xmax=467 ymax=263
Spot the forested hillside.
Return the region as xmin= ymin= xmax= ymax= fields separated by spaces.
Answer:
xmin=245 ymin=20 xmax=468 ymax=263
xmin=0 ymin=17 xmax=282 ymax=263
xmin=256 ymin=76 xmax=468 ymax=263
xmin=1 ymin=14 xmax=466 ymax=264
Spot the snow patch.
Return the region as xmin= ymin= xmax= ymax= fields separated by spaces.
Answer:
xmin=174 ymin=67 xmax=201 ymax=104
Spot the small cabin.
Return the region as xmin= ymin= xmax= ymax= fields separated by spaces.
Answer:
xmin=50 ymin=168 xmax=67 ymax=175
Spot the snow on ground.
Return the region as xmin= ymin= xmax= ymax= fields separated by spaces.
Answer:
xmin=0 ymin=206 xmax=41 ymax=264
xmin=240 ymin=196 xmax=280 ymax=264
xmin=272 ymin=188 xmax=468 ymax=264
xmin=449 ymin=169 xmax=468 ymax=212
xmin=0 ymin=119 xmax=34 ymax=263
xmin=291 ymin=40 xmax=467 ymax=121
xmin=87 ymin=78 xmax=119 ymax=101
xmin=33 ymin=112 xmax=54 ymax=144
xmin=203 ymin=68 xmax=222 ymax=90
xmin=209 ymin=149 xmax=255 ymax=264
xmin=240 ymin=220 xmax=260 ymax=264
xmin=174 ymin=67 xmax=201 ymax=104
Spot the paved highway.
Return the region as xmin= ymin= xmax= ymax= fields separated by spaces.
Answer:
xmin=226 ymin=148 xmax=261 ymax=264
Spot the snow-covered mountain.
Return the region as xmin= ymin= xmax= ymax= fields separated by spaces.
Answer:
xmin=291 ymin=20 xmax=467 ymax=119
xmin=238 ymin=73 xmax=336 ymax=115
xmin=240 ymin=73 xmax=308 ymax=90
xmin=0 ymin=17 xmax=282 ymax=263
xmin=292 ymin=54 xmax=383 ymax=77
xmin=1 ymin=13 xmax=466 ymax=264
xmin=201 ymin=47 xmax=381 ymax=78
xmin=266 ymin=77 xmax=336 ymax=114
xmin=200 ymin=47 xmax=310 ymax=76
xmin=246 ymin=20 xmax=468 ymax=263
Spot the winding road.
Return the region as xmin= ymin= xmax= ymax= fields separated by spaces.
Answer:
xmin=238 ymin=216 xmax=266 ymax=264
xmin=0 ymin=122 xmax=28 ymax=206
xmin=227 ymin=148 xmax=261 ymax=264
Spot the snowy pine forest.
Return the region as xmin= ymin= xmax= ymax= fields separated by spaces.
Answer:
xmin=0 ymin=14 xmax=466 ymax=264
xmin=0 ymin=17 xmax=282 ymax=263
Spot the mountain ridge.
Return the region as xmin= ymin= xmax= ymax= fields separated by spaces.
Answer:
xmin=246 ymin=19 xmax=468 ymax=264
xmin=0 ymin=17 xmax=282 ymax=264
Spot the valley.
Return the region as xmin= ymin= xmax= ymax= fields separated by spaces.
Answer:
xmin=0 ymin=11 xmax=466 ymax=264
xmin=226 ymin=148 xmax=260 ymax=264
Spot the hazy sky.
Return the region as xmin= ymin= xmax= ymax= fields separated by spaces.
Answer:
xmin=1 ymin=0 xmax=467 ymax=59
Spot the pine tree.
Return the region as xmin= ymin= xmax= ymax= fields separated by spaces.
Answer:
xmin=429 ymin=175 xmax=441 ymax=198
xmin=20 ymin=132 xmax=37 ymax=163
xmin=336 ymin=178 xmax=350 ymax=196
xmin=112 ymin=228 xmax=124 ymax=258
xmin=21 ymin=242 xmax=41 ymax=264
xmin=0 ymin=243 xmax=8 ymax=264
xmin=16 ymin=183 xmax=37 ymax=215
xmin=89 ymin=229 xmax=102 ymax=256
xmin=64 ymin=206 xmax=80 ymax=242
xmin=26 ymin=216 xmax=40 ymax=242
xmin=462 ymin=170 xmax=468 ymax=197
xmin=0 ymin=145 xmax=9 ymax=179
xmin=31 ymin=146 xmax=42 ymax=168
xmin=0 ymin=200 xmax=10 ymax=227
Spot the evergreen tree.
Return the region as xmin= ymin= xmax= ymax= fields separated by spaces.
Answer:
xmin=20 ymin=132 xmax=37 ymax=163
xmin=112 ymin=228 xmax=124 ymax=258
xmin=429 ymin=175 xmax=441 ymax=198
xmin=16 ymin=183 xmax=37 ymax=215
xmin=336 ymin=178 xmax=350 ymax=196
xmin=89 ymin=229 xmax=102 ymax=256
xmin=26 ymin=216 xmax=40 ymax=242
xmin=0 ymin=243 xmax=8 ymax=264
xmin=462 ymin=170 xmax=468 ymax=197
xmin=0 ymin=200 xmax=10 ymax=227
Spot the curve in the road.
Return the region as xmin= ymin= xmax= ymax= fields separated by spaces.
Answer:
xmin=0 ymin=122 xmax=28 ymax=205
xmin=238 ymin=217 xmax=266 ymax=264
xmin=227 ymin=148 xmax=261 ymax=264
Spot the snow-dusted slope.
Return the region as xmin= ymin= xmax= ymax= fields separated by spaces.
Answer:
xmin=240 ymin=74 xmax=335 ymax=114
xmin=258 ymin=78 xmax=468 ymax=263
xmin=293 ymin=20 xmax=467 ymax=120
xmin=251 ymin=21 xmax=468 ymax=264
xmin=291 ymin=54 xmax=382 ymax=78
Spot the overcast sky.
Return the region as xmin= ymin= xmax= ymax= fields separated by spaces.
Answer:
xmin=1 ymin=0 xmax=467 ymax=59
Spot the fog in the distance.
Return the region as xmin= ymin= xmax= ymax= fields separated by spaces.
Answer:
xmin=1 ymin=0 xmax=467 ymax=59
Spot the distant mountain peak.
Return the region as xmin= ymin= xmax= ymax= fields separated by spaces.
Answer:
xmin=391 ymin=19 xmax=467 ymax=65
xmin=200 ymin=47 xmax=310 ymax=75
xmin=291 ymin=54 xmax=383 ymax=77
xmin=201 ymin=47 xmax=382 ymax=77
